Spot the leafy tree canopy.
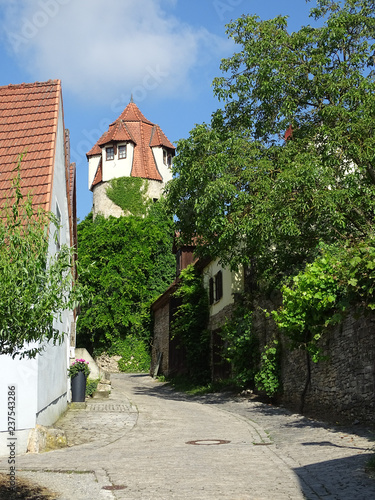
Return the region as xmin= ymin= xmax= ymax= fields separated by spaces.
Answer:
xmin=0 ymin=162 xmax=79 ymax=359
xmin=76 ymin=199 xmax=175 ymax=353
xmin=166 ymin=0 xmax=375 ymax=285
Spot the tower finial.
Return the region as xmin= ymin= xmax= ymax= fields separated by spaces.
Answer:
xmin=130 ymin=93 xmax=134 ymax=103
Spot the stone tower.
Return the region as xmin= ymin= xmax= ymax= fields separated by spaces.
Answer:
xmin=87 ymin=101 xmax=175 ymax=218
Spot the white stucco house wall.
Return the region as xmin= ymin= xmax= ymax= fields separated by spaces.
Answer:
xmin=0 ymin=80 xmax=77 ymax=456
xmin=203 ymin=258 xmax=244 ymax=322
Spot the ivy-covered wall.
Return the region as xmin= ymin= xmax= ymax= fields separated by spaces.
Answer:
xmin=151 ymin=296 xmax=172 ymax=376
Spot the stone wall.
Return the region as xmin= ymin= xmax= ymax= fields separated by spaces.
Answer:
xmin=92 ymin=179 xmax=165 ymax=219
xmin=208 ymin=303 xmax=235 ymax=332
xmin=254 ymin=301 xmax=375 ymax=424
xmin=281 ymin=313 xmax=375 ymax=424
xmin=92 ymin=182 xmax=125 ymax=219
xmin=151 ymin=301 xmax=170 ymax=376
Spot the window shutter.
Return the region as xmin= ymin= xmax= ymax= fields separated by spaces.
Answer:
xmin=215 ymin=271 xmax=223 ymax=301
xmin=209 ymin=277 xmax=214 ymax=305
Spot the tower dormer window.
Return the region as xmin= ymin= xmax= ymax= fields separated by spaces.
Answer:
xmin=118 ymin=145 xmax=127 ymax=159
xmin=163 ymin=149 xmax=172 ymax=167
xmin=106 ymin=146 xmax=114 ymax=161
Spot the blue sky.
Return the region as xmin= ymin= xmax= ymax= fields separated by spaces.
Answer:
xmin=0 ymin=0 xmax=316 ymax=221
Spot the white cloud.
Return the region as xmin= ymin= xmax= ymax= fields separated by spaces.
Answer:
xmin=2 ymin=0 xmax=231 ymax=104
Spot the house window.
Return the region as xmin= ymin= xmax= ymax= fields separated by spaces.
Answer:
xmin=209 ymin=277 xmax=214 ymax=305
xmin=163 ymin=149 xmax=172 ymax=167
xmin=163 ymin=149 xmax=173 ymax=167
xmin=118 ymin=145 xmax=127 ymax=159
xmin=215 ymin=271 xmax=223 ymax=302
xmin=209 ymin=271 xmax=223 ymax=304
xmin=106 ymin=146 xmax=114 ymax=160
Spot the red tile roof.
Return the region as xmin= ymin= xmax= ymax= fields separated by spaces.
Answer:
xmin=97 ymin=120 xmax=136 ymax=147
xmin=87 ymin=102 xmax=175 ymax=188
xmin=0 ymin=80 xmax=61 ymax=211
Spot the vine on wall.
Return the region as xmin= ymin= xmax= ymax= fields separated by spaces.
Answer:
xmin=254 ymin=339 xmax=281 ymax=397
xmin=171 ymin=265 xmax=210 ymax=382
xmin=220 ymin=301 xmax=259 ymax=387
xmin=106 ymin=176 xmax=150 ymax=217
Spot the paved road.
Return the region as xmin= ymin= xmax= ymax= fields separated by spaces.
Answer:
xmin=1 ymin=373 xmax=375 ymax=499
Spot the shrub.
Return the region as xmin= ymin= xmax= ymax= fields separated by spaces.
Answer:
xmin=85 ymin=378 xmax=99 ymax=397
xmin=116 ymin=336 xmax=151 ymax=373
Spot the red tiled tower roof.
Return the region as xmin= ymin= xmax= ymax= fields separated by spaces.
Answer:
xmin=87 ymin=102 xmax=175 ymax=188
xmin=0 ymin=80 xmax=61 ymax=211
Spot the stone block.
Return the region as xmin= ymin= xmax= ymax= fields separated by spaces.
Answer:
xmin=27 ymin=424 xmax=67 ymax=453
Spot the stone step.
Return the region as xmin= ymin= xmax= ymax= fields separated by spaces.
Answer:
xmin=97 ymin=381 xmax=111 ymax=391
xmin=92 ymin=390 xmax=110 ymax=399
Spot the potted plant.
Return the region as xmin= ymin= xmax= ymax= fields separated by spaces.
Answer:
xmin=68 ymin=358 xmax=90 ymax=402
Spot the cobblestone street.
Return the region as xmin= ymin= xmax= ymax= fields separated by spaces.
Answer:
xmin=1 ymin=374 xmax=375 ymax=499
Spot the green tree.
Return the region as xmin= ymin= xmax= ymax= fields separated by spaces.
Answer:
xmin=76 ymin=200 xmax=175 ymax=353
xmin=0 ymin=162 xmax=78 ymax=359
xmin=166 ymin=0 xmax=375 ymax=285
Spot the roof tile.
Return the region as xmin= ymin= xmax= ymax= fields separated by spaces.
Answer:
xmin=0 ymin=80 xmax=61 ymax=211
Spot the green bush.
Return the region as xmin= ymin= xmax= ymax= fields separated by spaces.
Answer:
xmin=221 ymin=303 xmax=259 ymax=388
xmin=254 ymin=340 xmax=281 ymax=397
xmin=115 ymin=336 xmax=151 ymax=373
xmin=85 ymin=378 xmax=99 ymax=397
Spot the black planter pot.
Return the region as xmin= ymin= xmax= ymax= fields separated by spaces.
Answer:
xmin=71 ymin=372 xmax=86 ymax=402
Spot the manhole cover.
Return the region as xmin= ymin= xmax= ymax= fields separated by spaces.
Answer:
xmin=102 ymin=485 xmax=127 ymax=490
xmin=186 ymin=439 xmax=231 ymax=446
